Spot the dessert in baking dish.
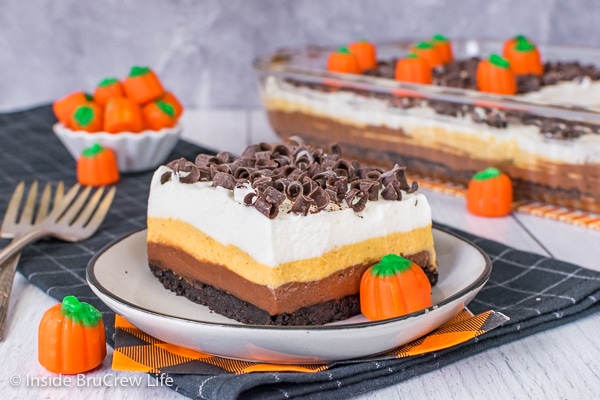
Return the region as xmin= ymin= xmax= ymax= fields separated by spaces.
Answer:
xmin=146 ymin=139 xmax=437 ymax=326
xmin=257 ymin=36 xmax=600 ymax=213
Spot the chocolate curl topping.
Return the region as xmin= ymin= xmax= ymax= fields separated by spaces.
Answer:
xmin=309 ymin=186 xmax=330 ymax=210
xmin=160 ymin=139 xmax=421 ymax=218
xmin=381 ymin=181 xmax=403 ymax=201
xmin=345 ymin=188 xmax=368 ymax=212
xmin=254 ymin=195 xmax=279 ymax=219
xmin=291 ymin=194 xmax=313 ymax=216
xmin=212 ymin=171 xmax=237 ymax=190
xmin=160 ymin=171 xmax=172 ymax=184
xmin=285 ymin=180 xmax=303 ymax=201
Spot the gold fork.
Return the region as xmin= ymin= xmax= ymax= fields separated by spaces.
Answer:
xmin=0 ymin=181 xmax=115 ymax=339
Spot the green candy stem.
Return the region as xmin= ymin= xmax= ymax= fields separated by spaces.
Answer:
xmin=515 ymin=39 xmax=535 ymax=52
xmin=489 ymin=54 xmax=510 ymax=69
xmin=61 ymin=295 xmax=103 ymax=327
xmin=337 ymin=46 xmax=351 ymax=54
xmin=432 ymin=34 xmax=448 ymax=42
xmin=82 ymin=143 xmax=106 ymax=158
xmin=415 ymin=41 xmax=434 ymax=50
xmin=370 ymin=254 xmax=413 ymax=277
xmin=73 ymin=105 xmax=95 ymax=127
xmin=406 ymin=52 xmax=418 ymax=59
xmin=156 ymin=100 xmax=175 ymax=117
xmin=98 ymin=77 xmax=119 ymax=88
xmin=473 ymin=167 xmax=502 ymax=181
xmin=84 ymin=93 xmax=94 ymax=102
xmin=129 ymin=66 xmax=151 ymax=77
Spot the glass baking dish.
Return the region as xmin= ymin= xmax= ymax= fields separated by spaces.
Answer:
xmin=253 ymin=39 xmax=600 ymax=213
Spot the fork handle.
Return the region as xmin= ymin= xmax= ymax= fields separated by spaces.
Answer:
xmin=0 ymin=253 xmax=20 ymax=341
xmin=0 ymin=229 xmax=49 ymax=266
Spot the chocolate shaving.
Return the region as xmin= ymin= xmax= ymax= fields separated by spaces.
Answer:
xmin=290 ymin=194 xmax=313 ymax=216
xmin=212 ymin=171 xmax=237 ymax=190
xmin=345 ymin=188 xmax=368 ymax=212
xmin=160 ymin=171 xmax=172 ymax=184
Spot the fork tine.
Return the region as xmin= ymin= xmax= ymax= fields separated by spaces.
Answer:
xmin=1 ymin=181 xmax=25 ymax=232
xmin=54 ymin=181 xmax=65 ymax=206
xmin=34 ymin=182 xmax=52 ymax=224
xmin=18 ymin=181 xmax=38 ymax=225
xmin=82 ymin=187 xmax=115 ymax=233
xmin=72 ymin=187 xmax=105 ymax=227
xmin=59 ymin=185 xmax=92 ymax=225
xmin=47 ymin=183 xmax=83 ymax=220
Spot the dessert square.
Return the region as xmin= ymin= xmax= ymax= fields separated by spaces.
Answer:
xmin=147 ymin=139 xmax=437 ymax=325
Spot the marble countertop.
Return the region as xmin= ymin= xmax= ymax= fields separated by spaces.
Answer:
xmin=4 ymin=109 xmax=600 ymax=399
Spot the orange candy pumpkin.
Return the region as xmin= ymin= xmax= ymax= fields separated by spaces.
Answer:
xmin=410 ymin=41 xmax=443 ymax=68
xmin=123 ymin=66 xmax=165 ymax=105
xmin=103 ymin=97 xmax=144 ymax=133
xmin=53 ymin=92 xmax=94 ymax=125
xmin=38 ymin=295 xmax=107 ymax=374
xmin=502 ymin=34 xmax=529 ymax=58
xmin=360 ymin=254 xmax=432 ymax=321
xmin=93 ymin=77 xmax=125 ymax=106
xmin=466 ymin=167 xmax=513 ymax=217
xmin=76 ymin=143 xmax=120 ymax=186
xmin=327 ymin=47 xmax=361 ymax=74
xmin=476 ymin=54 xmax=517 ymax=95
xmin=67 ymin=102 xmax=104 ymax=133
xmin=431 ymin=34 xmax=454 ymax=64
xmin=142 ymin=99 xmax=178 ymax=130
xmin=348 ymin=39 xmax=377 ymax=72
xmin=395 ymin=53 xmax=433 ymax=84
xmin=503 ymin=38 xmax=543 ymax=76
xmin=158 ymin=91 xmax=184 ymax=119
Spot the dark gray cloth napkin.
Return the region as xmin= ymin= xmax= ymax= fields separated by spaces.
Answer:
xmin=1 ymin=105 xmax=599 ymax=400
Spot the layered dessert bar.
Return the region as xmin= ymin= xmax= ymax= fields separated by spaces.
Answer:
xmin=147 ymin=139 xmax=437 ymax=326
xmin=255 ymin=38 xmax=600 ymax=213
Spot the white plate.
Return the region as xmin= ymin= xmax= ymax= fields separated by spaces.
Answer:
xmin=87 ymin=227 xmax=491 ymax=364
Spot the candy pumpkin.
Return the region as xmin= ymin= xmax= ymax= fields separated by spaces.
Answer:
xmin=476 ymin=54 xmax=517 ymax=95
xmin=432 ymin=34 xmax=454 ymax=64
xmin=76 ymin=143 xmax=120 ymax=186
xmin=348 ymin=39 xmax=377 ymax=72
xmin=360 ymin=254 xmax=432 ymax=321
xmin=142 ymin=99 xmax=178 ymax=130
xmin=93 ymin=77 xmax=125 ymax=106
xmin=103 ymin=97 xmax=144 ymax=133
xmin=326 ymin=47 xmax=361 ymax=74
xmin=502 ymin=34 xmax=529 ymax=58
xmin=395 ymin=53 xmax=433 ymax=84
xmin=466 ymin=167 xmax=513 ymax=217
xmin=123 ymin=66 xmax=165 ymax=105
xmin=38 ymin=295 xmax=106 ymax=374
xmin=53 ymin=92 xmax=94 ymax=125
xmin=158 ymin=91 xmax=184 ymax=119
xmin=410 ymin=41 xmax=443 ymax=68
xmin=67 ymin=102 xmax=103 ymax=133
xmin=503 ymin=38 xmax=543 ymax=76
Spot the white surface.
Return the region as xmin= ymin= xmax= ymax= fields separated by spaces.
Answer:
xmin=3 ymin=108 xmax=600 ymax=399
xmin=88 ymin=228 xmax=489 ymax=364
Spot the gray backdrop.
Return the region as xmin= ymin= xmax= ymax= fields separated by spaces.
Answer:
xmin=2 ymin=0 xmax=599 ymax=112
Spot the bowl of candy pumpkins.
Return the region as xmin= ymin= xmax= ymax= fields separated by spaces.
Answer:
xmin=52 ymin=66 xmax=183 ymax=173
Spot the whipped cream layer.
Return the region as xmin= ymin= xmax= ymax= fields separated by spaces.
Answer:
xmin=523 ymin=78 xmax=600 ymax=108
xmin=148 ymin=165 xmax=433 ymax=268
xmin=262 ymin=76 xmax=600 ymax=165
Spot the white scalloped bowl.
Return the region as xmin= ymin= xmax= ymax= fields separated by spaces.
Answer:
xmin=53 ymin=123 xmax=182 ymax=173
